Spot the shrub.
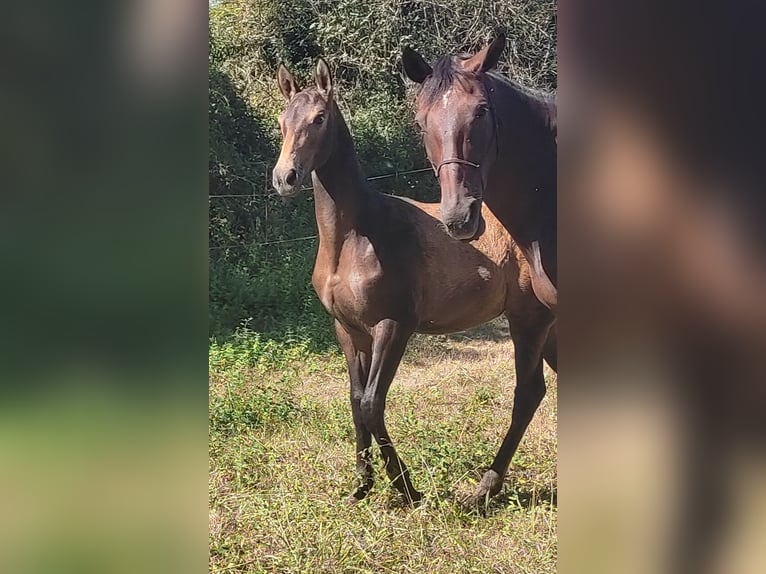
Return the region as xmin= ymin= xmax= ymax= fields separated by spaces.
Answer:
xmin=208 ymin=0 xmax=556 ymax=343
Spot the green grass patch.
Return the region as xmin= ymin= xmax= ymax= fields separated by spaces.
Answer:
xmin=210 ymin=323 xmax=557 ymax=573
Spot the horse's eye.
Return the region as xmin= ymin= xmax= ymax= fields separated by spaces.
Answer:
xmin=313 ymin=114 xmax=325 ymax=125
xmin=475 ymin=106 xmax=488 ymax=118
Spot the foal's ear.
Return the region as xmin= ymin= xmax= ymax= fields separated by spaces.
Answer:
xmin=465 ymin=33 xmax=506 ymax=74
xmin=402 ymin=46 xmax=433 ymax=84
xmin=277 ymin=63 xmax=300 ymax=101
xmin=315 ymin=57 xmax=333 ymax=100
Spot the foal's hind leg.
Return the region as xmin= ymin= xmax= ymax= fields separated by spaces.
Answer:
xmin=334 ymin=321 xmax=375 ymax=503
xmin=360 ymin=319 xmax=421 ymax=505
xmin=470 ymin=304 xmax=555 ymax=505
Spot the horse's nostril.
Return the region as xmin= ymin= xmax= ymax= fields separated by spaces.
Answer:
xmin=285 ymin=169 xmax=297 ymax=186
xmin=468 ymin=200 xmax=480 ymax=223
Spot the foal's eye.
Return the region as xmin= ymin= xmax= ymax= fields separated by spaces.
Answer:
xmin=475 ymin=105 xmax=489 ymax=118
xmin=313 ymin=114 xmax=325 ymax=125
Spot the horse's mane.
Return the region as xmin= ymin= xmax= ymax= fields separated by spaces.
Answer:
xmin=420 ymin=54 xmax=554 ymax=105
xmin=419 ymin=54 xmax=556 ymax=135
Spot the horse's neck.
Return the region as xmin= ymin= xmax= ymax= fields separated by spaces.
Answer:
xmin=311 ymin=111 xmax=370 ymax=266
xmin=487 ymin=76 xmax=557 ymax=247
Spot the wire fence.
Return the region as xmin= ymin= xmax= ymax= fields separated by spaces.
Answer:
xmin=208 ymin=166 xmax=433 ymax=200
xmin=209 ymin=165 xmax=434 ymax=251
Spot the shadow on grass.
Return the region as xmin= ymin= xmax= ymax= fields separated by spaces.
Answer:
xmin=494 ymin=485 xmax=557 ymax=510
xmin=404 ymin=317 xmax=511 ymax=366
xmin=404 ymin=346 xmax=487 ymax=366
xmin=455 ymin=485 xmax=557 ymax=519
xmin=442 ymin=318 xmax=510 ymax=342
xmin=376 ymin=480 xmax=557 ymax=517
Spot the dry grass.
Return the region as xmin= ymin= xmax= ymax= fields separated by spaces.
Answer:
xmin=209 ymin=317 xmax=557 ymax=573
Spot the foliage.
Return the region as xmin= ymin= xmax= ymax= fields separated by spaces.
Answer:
xmin=208 ymin=0 xmax=556 ymax=344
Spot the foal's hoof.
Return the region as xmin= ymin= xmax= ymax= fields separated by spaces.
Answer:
xmin=346 ymin=490 xmax=371 ymax=505
xmin=405 ymin=490 xmax=424 ymax=508
xmin=346 ymin=482 xmax=373 ymax=505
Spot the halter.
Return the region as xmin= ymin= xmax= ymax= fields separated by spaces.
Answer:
xmin=433 ymin=157 xmax=480 ymax=178
xmin=430 ymin=78 xmax=500 ymax=180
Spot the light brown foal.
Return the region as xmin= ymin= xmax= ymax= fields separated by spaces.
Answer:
xmin=272 ymin=58 xmax=556 ymax=507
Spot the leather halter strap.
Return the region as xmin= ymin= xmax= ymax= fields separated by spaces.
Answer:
xmin=433 ymin=157 xmax=480 ymax=178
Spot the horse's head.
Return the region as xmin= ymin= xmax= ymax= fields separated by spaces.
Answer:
xmin=272 ymin=58 xmax=337 ymax=197
xmin=403 ymin=35 xmax=506 ymax=240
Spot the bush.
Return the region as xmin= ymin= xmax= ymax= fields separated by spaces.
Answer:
xmin=208 ymin=0 xmax=556 ymax=344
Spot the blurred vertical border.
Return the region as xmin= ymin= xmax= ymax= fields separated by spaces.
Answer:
xmin=559 ymin=1 xmax=766 ymax=573
xmin=0 ymin=1 xmax=209 ymax=573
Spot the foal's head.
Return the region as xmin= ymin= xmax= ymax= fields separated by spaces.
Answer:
xmin=272 ymin=59 xmax=337 ymax=197
xmin=402 ymin=35 xmax=507 ymax=240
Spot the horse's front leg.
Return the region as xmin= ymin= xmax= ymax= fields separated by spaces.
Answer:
xmin=360 ymin=318 xmax=421 ymax=505
xmin=470 ymin=305 xmax=554 ymax=507
xmin=334 ymin=321 xmax=374 ymax=503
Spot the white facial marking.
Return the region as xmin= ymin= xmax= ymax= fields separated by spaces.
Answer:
xmin=442 ymin=88 xmax=452 ymax=109
xmin=477 ymin=266 xmax=491 ymax=281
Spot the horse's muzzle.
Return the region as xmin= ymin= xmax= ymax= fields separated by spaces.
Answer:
xmin=443 ymin=197 xmax=483 ymax=241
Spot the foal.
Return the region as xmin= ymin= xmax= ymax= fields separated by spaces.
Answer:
xmin=272 ymin=58 xmax=556 ymax=506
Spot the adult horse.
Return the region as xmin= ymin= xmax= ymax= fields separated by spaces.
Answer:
xmin=402 ymin=34 xmax=558 ymax=311
xmin=272 ymin=58 xmax=556 ymax=507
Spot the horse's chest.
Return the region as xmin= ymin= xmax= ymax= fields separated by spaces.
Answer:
xmin=312 ymin=265 xmax=383 ymax=322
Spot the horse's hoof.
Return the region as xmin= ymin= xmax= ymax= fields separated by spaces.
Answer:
xmin=477 ymin=469 xmax=504 ymax=497
xmin=460 ymin=470 xmax=504 ymax=514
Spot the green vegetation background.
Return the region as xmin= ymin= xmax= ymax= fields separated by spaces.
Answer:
xmin=209 ymin=0 xmax=556 ymax=350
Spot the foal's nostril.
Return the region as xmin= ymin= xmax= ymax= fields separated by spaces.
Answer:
xmin=285 ymin=169 xmax=297 ymax=186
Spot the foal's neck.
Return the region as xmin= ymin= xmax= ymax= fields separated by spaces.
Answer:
xmin=311 ymin=104 xmax=371 ymax=259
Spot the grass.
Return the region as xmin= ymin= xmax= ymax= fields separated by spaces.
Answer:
xmin=209 ymin=317 xmax=557 ymax=573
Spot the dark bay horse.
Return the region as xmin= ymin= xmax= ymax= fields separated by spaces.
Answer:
xmin=402 ymin=34 xmax=558 ymax=311
xmin=272 ymin=58 xmax=556 ymax=507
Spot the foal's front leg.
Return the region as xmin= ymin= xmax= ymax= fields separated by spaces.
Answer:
xmin=360 ymin=319 xmax=421 ymax=505
xmin=334 ymin=321 xmax=374 ymax=503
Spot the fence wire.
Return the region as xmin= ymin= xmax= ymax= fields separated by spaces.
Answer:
xmin=208 ymin=166 xmax=433 ymax=200
xmin=209 ymin=165 xmax=434 ymax=251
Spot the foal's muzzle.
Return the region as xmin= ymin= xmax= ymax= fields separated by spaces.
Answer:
xmin=272 ymin=165 xmax=304 ymax=197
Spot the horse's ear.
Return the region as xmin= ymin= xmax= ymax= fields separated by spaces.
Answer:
xmin=315 ymin=58 xmax=333 ymax=100
xmin=465 ymin=33 xmax=506 ymax=74
xmin=402 ymin=46 xmax=432 ymax=84
xmin=277 ymin=63 xmax=300 ymax=101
